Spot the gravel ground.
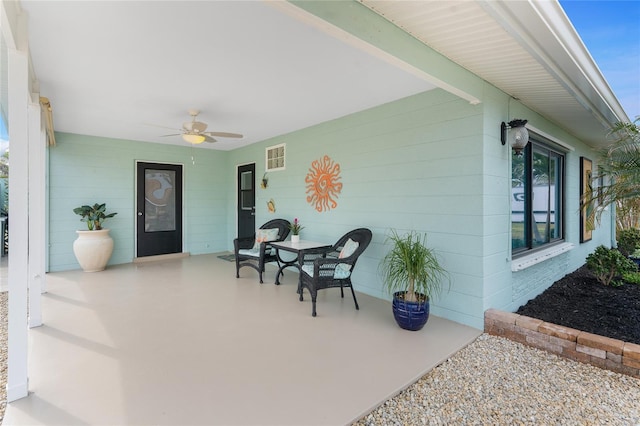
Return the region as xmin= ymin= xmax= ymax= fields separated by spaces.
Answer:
xmin=0 ymin=296 xmax=638 ymax=425
xmin=354 ymin=334 xmax=640 ymax=425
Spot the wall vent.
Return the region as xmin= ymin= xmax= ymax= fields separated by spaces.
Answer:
xmin=266 ymin=143 xmax=285 ymax=171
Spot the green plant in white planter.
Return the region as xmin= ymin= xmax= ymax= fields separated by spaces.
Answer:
xmin=72 ymin=203 xmax=117 ymax=272
xmin=379 ymin=229 xmax=449 ymax=331
xmin=73 ymin=203 xmax=117 ymax=230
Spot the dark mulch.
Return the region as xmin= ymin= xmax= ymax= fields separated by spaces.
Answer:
xmin=516 ymin=266 xmax=640 ymax=345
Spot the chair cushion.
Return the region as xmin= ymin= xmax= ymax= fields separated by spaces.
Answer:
xmin=238 ymin=248 xmax=261 ymax=258
xmin=252 ymin=228 xmax=280 ymax=250
xmin=239 ymin=247 xmax=276 ymax=258
xmin=333 ymin=266 xmax=352 ymax=279
xmin=301 ymin=264 xmax=314 ymax=277
xmin=301 ymin=263 xmax=352 ymax=280
xmin=335 ymin=238 xmax=359 ymax=277
xmin=339 ymin=238 xmax=359 ymax=259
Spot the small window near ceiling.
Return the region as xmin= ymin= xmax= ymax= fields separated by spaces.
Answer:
xmin=266 ymin=143 xmax=285 ymax=172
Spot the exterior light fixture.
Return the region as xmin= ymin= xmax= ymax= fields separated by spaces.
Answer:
xmin=182 ymin=134 xmax=206 ymax=144
xmin=501 ymin=119 xmax=529 ymax=156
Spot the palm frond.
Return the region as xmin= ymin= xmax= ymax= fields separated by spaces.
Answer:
xmin=583 ymin=120 xmax=640 ymax=228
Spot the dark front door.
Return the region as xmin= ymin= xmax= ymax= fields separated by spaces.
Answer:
xmin=136 ymin=162 xmax=183 ymax=257
xmin=237 ymin=163 xmax=255 ymax=238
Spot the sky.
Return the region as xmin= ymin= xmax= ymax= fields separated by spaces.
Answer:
xmin=560 ymin=0 xmax=640 ymax=121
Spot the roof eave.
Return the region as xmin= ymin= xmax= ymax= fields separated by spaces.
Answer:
xmin=481 ymin=0 xmax=629 ymax=128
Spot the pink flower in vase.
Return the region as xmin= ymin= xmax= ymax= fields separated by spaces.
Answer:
xmin=290 ymin=218 xmax=304 ymax=236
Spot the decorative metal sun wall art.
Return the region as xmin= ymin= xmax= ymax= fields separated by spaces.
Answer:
xmin=305 ymin=155 xmax=342 ymax=212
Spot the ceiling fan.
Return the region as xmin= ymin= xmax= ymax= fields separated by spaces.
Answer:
xmin=162 ymin=109 xmax=243 ymax=144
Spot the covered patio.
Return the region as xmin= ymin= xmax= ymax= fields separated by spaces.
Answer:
xmin=1 ymin=0 xmax=630 ymax=415
xmin=3 ymin=254 xmax=480 ymax=425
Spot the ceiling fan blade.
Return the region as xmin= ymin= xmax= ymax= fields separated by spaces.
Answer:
xmin=155 ymin=111 xmax=242 ymax=143
xmin=183 ymin=121 xmax=208 ymax=132
xmin=206 ymin=132 xmax=243 ymax=138
xmin=192 ymin=121 xmax=208 ymax=132
xmin=145 ymin=123 xmax=181 ymax=131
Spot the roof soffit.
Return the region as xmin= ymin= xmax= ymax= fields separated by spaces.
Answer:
xmin=359 ymin=0 xmax=628 ymax=148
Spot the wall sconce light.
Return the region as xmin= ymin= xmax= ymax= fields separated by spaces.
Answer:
xmin=501 ymin=119 xmax=529 ymax=156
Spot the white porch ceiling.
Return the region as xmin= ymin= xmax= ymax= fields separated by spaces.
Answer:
xmin=17 ymin=0 xmax=628 ymax=150
xmin=18 ymin=1 xmax=435 ymax=150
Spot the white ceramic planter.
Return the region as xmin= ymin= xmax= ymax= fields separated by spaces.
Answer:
xmin=291 ymin=235 xmax=300 ymax=243
xmin=73 ymin=229 xmax=114 ymax=272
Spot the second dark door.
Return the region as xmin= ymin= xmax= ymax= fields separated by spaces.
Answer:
xmin=237 ymin=163 xmax=255 ymax=238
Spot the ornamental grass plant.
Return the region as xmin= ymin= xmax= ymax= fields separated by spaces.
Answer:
xmin=379 ymin=229 xmax=449 ymax=303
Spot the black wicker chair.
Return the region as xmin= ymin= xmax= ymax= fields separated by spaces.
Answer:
xmin=298 ymin=228 xmax=372 ymax=316
xmin=234 ymin=219 xmax=291 ymax=283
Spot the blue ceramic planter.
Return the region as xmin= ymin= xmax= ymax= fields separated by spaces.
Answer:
xmin=392 ymin=291 xmax=430 ymax=331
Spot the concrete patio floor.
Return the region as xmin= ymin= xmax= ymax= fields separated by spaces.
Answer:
xmin=3 ymin=254 xmax=480 ymax=425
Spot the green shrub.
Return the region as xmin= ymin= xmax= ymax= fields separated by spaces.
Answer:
xmin=622 ymin=271 xmax=640 ymax=285
xmin=586 ymin=245 xmax=637 ymax=286
xmin=617 ymin=228 xmax=640 ymax=257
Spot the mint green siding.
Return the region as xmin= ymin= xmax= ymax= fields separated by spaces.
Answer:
xmin=481 ymin=91 xmax=613 ymax=316
xmin=48 ymin=133 xmax=231 ymax=272
xmin=47 ymin=85 xmax=614 ymax=329
xmin=46 ymin=1 xmax=614 ymax=328
xmin=229 ymin=90 xmax=483 ymax=319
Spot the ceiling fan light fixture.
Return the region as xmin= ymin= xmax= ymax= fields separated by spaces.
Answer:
xmin=183 ymin=134 xmax=206 ymax=144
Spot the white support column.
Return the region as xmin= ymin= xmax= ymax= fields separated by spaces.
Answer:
xmin=28 ymin=100 xmax=44 ymax=328
xmin=6 ymin=11 xmax=31 ymax=402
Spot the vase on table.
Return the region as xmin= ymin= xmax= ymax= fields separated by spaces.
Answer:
xmin=291 ymin=235 xmax=300 ymax=244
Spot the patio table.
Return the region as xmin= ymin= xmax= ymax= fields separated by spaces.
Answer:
xmin=270 ymin=240 xmax=331 ymax=285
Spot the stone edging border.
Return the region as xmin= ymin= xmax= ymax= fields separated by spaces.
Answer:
xmin=484 ymin=309 xmax=640 ymax=378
